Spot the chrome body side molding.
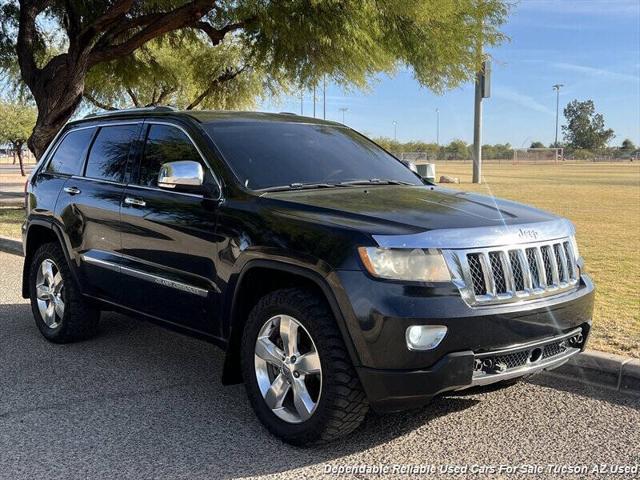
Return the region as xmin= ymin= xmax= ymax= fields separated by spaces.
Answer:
xmin=80 ymin=253 xmax=210 ymax=298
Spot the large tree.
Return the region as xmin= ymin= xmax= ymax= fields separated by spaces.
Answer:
xmin=562 ymin=99 xmax=615 ymax=150
xmin=1 ymin=0 xmax=508 ymax=159
xmin=0 ymin=101 xmax=37 ymax=176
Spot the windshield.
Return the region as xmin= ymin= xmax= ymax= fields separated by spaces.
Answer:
xmin=203 ymin=121 xmax=423 ymax=190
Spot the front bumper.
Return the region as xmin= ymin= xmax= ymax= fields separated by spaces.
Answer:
xmin=357 ymin=325 xmax=588 ymax=412
xmin=333 ymin=270 xmax=595 ymax=412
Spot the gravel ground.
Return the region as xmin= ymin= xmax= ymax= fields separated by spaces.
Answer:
xmin=0 ymin=250 xmax=638 ymax=479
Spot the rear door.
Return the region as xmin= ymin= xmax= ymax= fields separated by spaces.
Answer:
xmin=55 ymin=121 xmax=142 ymax=303
xmin=119 ymin=121 xmax=222 ymax=335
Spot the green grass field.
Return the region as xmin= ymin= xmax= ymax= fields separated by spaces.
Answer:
xmin=436 ymin=162 xmax=640 ymax=358
xmin=0 ymin=208 xmax=24 ymax=238
xmin=1 ymin=163 xmax=638 ymax=357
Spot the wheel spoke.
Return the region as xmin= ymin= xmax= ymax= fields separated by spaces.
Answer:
xmin=255 ymin=336 xmax=285 ymax=367
xmin=41 ymin=261 xmax=54 ymax=285
xmin=44 ymin=303 xmax=56 ymax=326
xmin=54 ymin=297 xmax=65 ymax=318
xmin=291 ymin=378 xmax=315 ymax=421
xmin=264 ymin=374 xmax=290 ymax=409
xmin=297 ymin=351 xmax=321 ymax=375
xmin=52 ymin=272 xmax=63 ymax=294
xmin=279 ymin=316 xmax=299 ymax=357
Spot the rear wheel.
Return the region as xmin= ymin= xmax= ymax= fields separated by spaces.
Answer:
xmin=29 ymin=242 xmax=99 ymax=343
xmin=241 ymin=288 xmax=368 ymax=445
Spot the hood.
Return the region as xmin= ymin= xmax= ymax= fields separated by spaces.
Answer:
xmin=261 ymin=185 xmax=558 ymax=236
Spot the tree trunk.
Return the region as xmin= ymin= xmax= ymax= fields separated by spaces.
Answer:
xmin=15 ymin=143 xmax=25 ymax=177
xmin=27 ymin=56 xmax=88 ymax=159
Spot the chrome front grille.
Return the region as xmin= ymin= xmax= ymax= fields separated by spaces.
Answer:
xmin=445 ymin=237 xmax=579 ymax=306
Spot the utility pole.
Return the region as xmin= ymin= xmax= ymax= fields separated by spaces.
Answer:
xmin=553 ymin=84 xmax=564 ymax=147
xmin=300 ymin=89 xmax=303 ymax=115
xmin=393 ymin=121 xmax=397 ymax=141
xmin=472 ymin=26 xmax=490 ymax=183
xmin=472 ymin=65 xmax=483 ymax=184
xmin=323 ymin=75 xmax=326 ymax=120
xmin=436 ymin=108 xmax=440 ymax=146
xmin=339 ymin=107 xmax=348 ymax=123
xmin=313 ymin=84 xmax=316 ymax=118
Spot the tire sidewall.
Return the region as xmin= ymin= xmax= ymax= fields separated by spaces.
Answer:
xmin=241 ymin=298 xmax=338 ymax=443
xmin=29 ymin=244 xmax=72 ymax=340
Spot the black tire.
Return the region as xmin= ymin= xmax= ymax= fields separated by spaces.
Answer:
xmin=241 ymin=288 xmax=368 ymax=445
xmin=28 ymin=242 xmax=100 ymax=343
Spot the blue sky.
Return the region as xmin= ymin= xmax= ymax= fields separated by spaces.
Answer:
xmin=259 ymin=0 xmax=640 ymax=147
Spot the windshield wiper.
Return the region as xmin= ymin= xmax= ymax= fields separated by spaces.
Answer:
xmin=337 ymin=178 xmax=413 ymax=187
xmin=259 ymin=182 xmax=337 ymax=193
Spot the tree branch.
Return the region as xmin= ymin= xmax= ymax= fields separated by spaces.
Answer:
xmin=186 ymin=67 xmax=245 ymax=110
xmin=16 ymin=0 xmax=51 ymax=87
xmin=78 ymin=0 xmax=135 ymax=47
xmin=196 ymin=19 xmax=251 ymax=45
xmin=126 ymin=88 xmax=140 ymax=107
xmin=83 ymin=92 xmax=118 ymax=111
xmin=88 ymin=0 xmax=219 ymax=67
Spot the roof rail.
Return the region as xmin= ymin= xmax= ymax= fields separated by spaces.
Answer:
xmin=84 ymin=105 xmax=178 ymax=119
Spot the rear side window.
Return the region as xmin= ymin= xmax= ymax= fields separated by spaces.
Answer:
xmin=46 ymin=128 xmax=95 ymax=175
xmin=137 ymin=124 xmax=204 ymax=187
xmin=84 ymin=124 xmax=139 ymax=182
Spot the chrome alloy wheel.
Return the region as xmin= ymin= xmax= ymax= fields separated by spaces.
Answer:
xmin=35 ymin=259 xmax=65 ymax=328
xmin=254 ymin=315 xmax=322 ymax=424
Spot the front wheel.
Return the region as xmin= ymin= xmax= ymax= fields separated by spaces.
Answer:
xmin=241 ymin=288 xmax=368 ymax=445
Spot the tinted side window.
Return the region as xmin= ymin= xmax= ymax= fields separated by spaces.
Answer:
xmin=138 ymin=124 xmax=203 ymax=187
xmin=85 ymin=124 xmax=139 ymax=182
xmin=46 ymin=128 xmax=95 ymax=175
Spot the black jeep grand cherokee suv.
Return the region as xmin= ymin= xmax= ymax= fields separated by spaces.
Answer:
xmin=22 ymin=107 xmax=594 ymax=445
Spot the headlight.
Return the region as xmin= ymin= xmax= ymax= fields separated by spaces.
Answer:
xmin=357 ymin=247 xmax=451 ymax=282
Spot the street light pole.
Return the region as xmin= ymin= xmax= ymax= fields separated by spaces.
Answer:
xmin=323 ymin=75 xmax=326 ymax=120
xmin=393 ymin=121 xmax=397 ymax=141
xmin=339 ymin=107 xmax=348 ymax=123
xmin=436 ymin=108 xmax=440 ymax=146
xmin=313 ymin=84 xmax=316 ymax=118
xmin=553 ymin=84 xmax=564 ymax=147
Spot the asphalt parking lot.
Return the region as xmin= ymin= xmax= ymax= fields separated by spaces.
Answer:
xmin=0 ymin=250 xmax=638 ymax=479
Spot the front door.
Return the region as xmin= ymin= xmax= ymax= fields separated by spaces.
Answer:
xmin=119 ymin=122 xmax=222 ymax=336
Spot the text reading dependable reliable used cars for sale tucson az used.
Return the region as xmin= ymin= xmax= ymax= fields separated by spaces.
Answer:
xmin=21 ymin=107 xmax=594 ymax=445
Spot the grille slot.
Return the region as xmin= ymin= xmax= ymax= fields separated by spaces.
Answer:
xmin=458 ymin=238 xmax=579 ymax=306
xmin=541 ymin=245 xmax=554 ymax=286
xmin=563 ymin=241 xmax=574 ymax=279
xmin=525 ymin=247 xmax=541 ymax=288
xmin=543 ymin=341 xmax=568 ymax=359
xmin=489 ymin=252 xmax=507 ymax=294
xmin=467 ymin=253 xmax=486 ymax=296
xmin=509 ymin=250 xmax=525 ymax=291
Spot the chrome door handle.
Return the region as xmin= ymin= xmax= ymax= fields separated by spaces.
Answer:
xmin=63 ymin=186 xmax=81 ymax=195
xmin=124 ymin=197 xmax=146 ymax=207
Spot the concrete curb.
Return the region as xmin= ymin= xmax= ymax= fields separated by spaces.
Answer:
xmin=0 ymin=236 xmax=637 ymax=395
xmin=543 ymin=350 xmax=640 ymax=395
xmin=0 ymin=235 xmax=22 ymax=256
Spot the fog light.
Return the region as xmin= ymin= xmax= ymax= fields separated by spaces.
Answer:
xmin=405 ymin=325 xmax=447 ymax=351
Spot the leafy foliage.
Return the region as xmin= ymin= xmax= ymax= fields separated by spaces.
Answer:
xmin=0 ymin=101 xmax=37 ymax=175
xmin=0 ymin=0 xmax=509 ymax=157
xmin=562 ymin=99 xmax=615 ymax=150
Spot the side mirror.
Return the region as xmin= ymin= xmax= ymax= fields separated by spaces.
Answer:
xmin=158 ymin=161 xmax=204 ymax=192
